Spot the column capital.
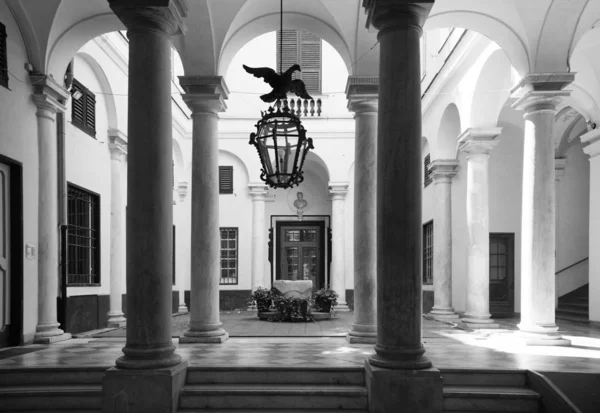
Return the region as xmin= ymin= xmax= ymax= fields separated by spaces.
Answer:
xmin=346 ymin=76 xmax=378 ymax=113
xmin=363 ymin=0 xmax=434 ymax=33
xmin=177 ymin=181 xmax=189 ymax=202
xmin=511 ymin=73 xmax=574 ymax=114
xmin=458 ymin=127 xmax=502 ymax=156
xmin=30 ymin=74 xmax=68 ymax=114
xmin=108 ymin=129 xmax=128 ymax=161
xmin=109 ymin=0 xmax=187 ymax=35
xmin=248 ymin=183 xmax=269 ymax=199
xmin=329 ymin=182 xmax=349 ymax=200
xmin=430 ymin=159 xmax=459 ymax=182
xmin=554 ymin=158 xmax=567 ymax=181
xmin=179 ymin=76 xmax=229 ymax=114
xmin=581 ymin=128 xmax=600 ymax=158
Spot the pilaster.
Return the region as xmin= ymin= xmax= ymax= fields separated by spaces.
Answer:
xmin=249 ymin=184 xmax=270 ymax=292
xmin=176 ymin=181 xmax=189 ymax=313
xmin=329 ymin=182 xmax=349 ymax=311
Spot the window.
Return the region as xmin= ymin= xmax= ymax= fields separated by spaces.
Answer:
xmin=220 ymin=227 xmax=238 ymax=285
xmin=67 ymin=184 xmax=100 ymax=285
xmin=276 ymin=30 xmax=322 ymax=94
xmin=71 ymin=79 xmax=96 ymax=137
xmin=0 ymin=22 xmax=8 ymax=89
xmin=219 ymin=166 xmax=233 ymax=194
xmin=423 ymin=221 xmax=433 ymax=285
xmin=424 ymin=154 xmax=433 ymax=187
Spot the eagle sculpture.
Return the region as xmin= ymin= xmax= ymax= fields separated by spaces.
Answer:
xmin=243 ymin=64 xmax=313 ymax=103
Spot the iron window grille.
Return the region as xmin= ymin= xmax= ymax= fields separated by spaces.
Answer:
xmin=219 ymin=166 xmax=233 ymax=194
xmin=0 ymin=22 xmax=8 ymax=89
xmin=71 ymin=78 xmax=96 ymax=137
xmin=220 ymin=227 xmax=238 ymax=285
xmin=423 ymin=220 xmax=434 ymax=285
xmin=424 ymin=153 xmax=433 ymax=187
xmin=67 ymin=184 xmax=100 ymax=285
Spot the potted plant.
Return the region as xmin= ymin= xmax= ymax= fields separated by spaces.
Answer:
xmin=250 ymin=287 xmax=273 ymax=312
xmin=313 ymin=287 xmax=338 ymax=312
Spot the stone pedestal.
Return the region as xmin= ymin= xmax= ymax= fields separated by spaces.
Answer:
xmin=249 ymin=184 xmax=269 ymax=290
xmin=107 ymin=131 xmax=127 ymax=328
xmin=365 ymin=1 xmax=436 ymax=371
xmin=109 ymin=2 xmax=186 ymax=369
xmin=179 ymin=76 xmax=229 ymax=343
xmin=346 ymin=77 xmax=378 ymax=343
xmin=176 ymin=182 xmax=189 ymax=313
xmin=102 ymin=361 xmax=188 ymax=413
xmin=429 ymin=160 xmax=459 ymax=321
xmin=581 ymin=129 xmax=600 ymax=322
xmin=366 ymin=362 xmax=443 ymax=413
xmin=511 ymin=73 xmax=574 ymax=345
xmin=30 ymin=74 xmax=71 ymax=344
xmin=329 ymin=183 xmax=350 ymax=311
xmin=458 ymin=128 xmax=501 ymax=329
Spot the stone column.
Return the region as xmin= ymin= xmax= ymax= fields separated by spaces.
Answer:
xmin=429 ymin=159 xmax=459 ymax=320
xmin=107 ymin=131 xmax=127 ymax=327
xmin=346 ymin=76 xmax=378 ymax=343
xmin=329 ymin=182 xmax=349 ymax=311
xmin=179 ymin=76 xmax=229 ymax=343
xmin=511 ymin=73 xmax=573 ymax=345
xmin=30 ymin=74 xmax=71 ymax=344
xmin=249 ymin=184 xmax=269 ymax=290
xmin=581 ymin=128 xmax=600 ymax=322
xmin=108 ymin=2 xmax=186 ymax=370
xmin=458 ymin=128 xmax=501 ymax=329
xmin=362 ymin=3 xmax=442 ymax=412
xmin=176 ymin=181 xmax=189 ymax=313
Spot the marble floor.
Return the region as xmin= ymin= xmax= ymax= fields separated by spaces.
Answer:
xmin=2 ymin=314 xmax=600 ymax=374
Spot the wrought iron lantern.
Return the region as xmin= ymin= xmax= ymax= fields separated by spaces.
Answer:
xmin=249 ymin=101 xmax=314 ymax=189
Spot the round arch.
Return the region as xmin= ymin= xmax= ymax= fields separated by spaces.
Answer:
xmin=218 ymin=12 xmax=352 ymax=76
xmin=304 ymin=150 xmax=331 ymax=184
xmin=434 ymin=103 xmax=462 ymax=159
xmin=425 ymin=11 xmax=530 ymax=76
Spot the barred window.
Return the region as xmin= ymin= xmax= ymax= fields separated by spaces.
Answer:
xmin=71 ymin=78 xmax=96 ymax=137
xmin=220 ymin=227 xmax=238 ymax=285
xmin=423 ymin=221 xmax=433 ymax=285
xmin=424 ymin=154 xmax=432 ymax=187
xmin=219 ymin=166 xmax=233 ymax=194
xmin=0 ymin=22 xmax=8 ymax=89
xmin=67 ymin=184 xmax=100 ymax=285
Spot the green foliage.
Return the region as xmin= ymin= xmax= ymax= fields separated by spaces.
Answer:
xmin=249 ymin=286 xmax=273 ymax=312
xmin=313 ymin=287 xmax=338 ymax=312
xmin=269 ymin=296 xmax=314 ymax=322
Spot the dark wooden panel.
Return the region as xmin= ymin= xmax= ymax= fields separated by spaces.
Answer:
xmin=65 ymin=295 xmax=98 ymax=334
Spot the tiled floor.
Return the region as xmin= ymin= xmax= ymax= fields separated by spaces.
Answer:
xmin=1 ymin=313 xmax=600 ymax=374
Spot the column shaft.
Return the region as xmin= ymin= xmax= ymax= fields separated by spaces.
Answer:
xmin=329 ymin=185 xmax=349 ymax=310
xmin=371 ymin=9 xmax=430 ymax=369
xmin=117 ymin=23 xmax=180 ymax=369
xmin=176 ymin=182 xmax=189 ymax=313
xmin=250 ymin=186 xmax=268 ymax=290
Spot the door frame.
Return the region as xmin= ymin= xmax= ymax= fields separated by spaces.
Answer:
xmin=0 ymin=154 xmax=23 ymax=347
xmin=489 ymin=232 xmax=515 ymax=318
xmin=270 ymin=215 xmax=330 ymax=289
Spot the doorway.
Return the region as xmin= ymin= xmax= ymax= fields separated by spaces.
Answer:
xmin=489 ymin=233 xmax=515 ymax=318
xmin=276 ymin=221 xmax=325 ymax=290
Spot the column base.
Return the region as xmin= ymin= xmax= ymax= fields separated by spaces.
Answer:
xmin=103 ymin=360 xmax=188 ymax=413
xmin=461 ymin=313 xmax=499 ymax=329
xmin=429 ymin=307 xmax=460 ymax=321
xmin=180 ymin=328 xmax=229 ymax=343
xmin=366 ymin=361 xmax=442 ymax=413
xmin=177 ymin=304 xmax=189 ymax=313
xmin=33 ymin=323 xmax=71 ymax=344
xmin=116 ymin=344 xmax=182 ymax=370
xmin=346 ymin=323 xmax=377 ymax=344
xmin=369 ymin=344 xmax=432 ymax=370
xmin=334 ymin=303 xmax=351 ymax=312
xmin=513 ymin=323 xmax=571 ymax=346
xmin=107 ymin=312 xmax=127 ymax=328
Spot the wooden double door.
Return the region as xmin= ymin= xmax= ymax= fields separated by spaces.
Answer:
xmin=276 ymin=221 xmax=325 ymax=290
xmin=489 ymin=233 xmax=515 ymax=318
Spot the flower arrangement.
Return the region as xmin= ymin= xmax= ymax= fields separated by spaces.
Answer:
xmin=313 ymin=287 xmax=338 ymax=312
xmin=249 ymin=286 xmax=273 ymax=312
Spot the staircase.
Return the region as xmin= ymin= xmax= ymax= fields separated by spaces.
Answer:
xmin=178 ymin=366 xmax=368 ymax=412
xmin=0 ymin=366 xmax=104 ymax=412
xmin=442 ymin=369 xmax=541 ymax=413
xmin=557 ymin=284 xmax=589 ymax=323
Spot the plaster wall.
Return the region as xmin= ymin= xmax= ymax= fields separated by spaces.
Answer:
xmin=589 ymin=156 xmax=600 ymax=321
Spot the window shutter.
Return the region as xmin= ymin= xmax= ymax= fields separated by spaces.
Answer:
xmin=71 ymin=79 xmax=96 ymax=137
xmin=219 ymin=166 xmax=233 ymax=194
xmin=71 ymin=81 xmax=85 ymax=127
xmin=300 ymin=31 xmax=321 ymax=94
xmin=424 ymin=154 xmax=432 ymax=187
xmin=0 ymin=22 xmax=8 ymax=88
xmin=85 ymin=91 xmax=96 ymax=133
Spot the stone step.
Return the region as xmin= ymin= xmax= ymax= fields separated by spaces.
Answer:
xmin=179 ymin=384 xmax=368 ymax=410
xmin=0 ymin=366 xmax=106 ymax=387
xmin=186 ymin=366 xmax=365 ymax=385
xmin=556 ymin=308 xmax=589 ymax=317
xmin=443 ymin=385 xmax=540 ymax=412
xmin=557 ymin=301 xmax=588 ymax=311
xmin=179 ymin=410 xmax=368 ymax=413
xmin=440 ymin=369 xmax=526 ymax=387
xmin=0 ymin=385 xmax=102 ymax=411
xmin=556 ymin=314 xmax=590 ymax=324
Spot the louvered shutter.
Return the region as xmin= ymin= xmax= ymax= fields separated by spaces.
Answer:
xmin=276 ymin=29 xmax=299 ymax=79
xmin=85 ymin=91 xmax=96 ymax=134
xmin=299 ymin=31 xmax=321 ymax=94
xmin=71 ymin=79 xmax=96 ymax=137
xmin=219 ymin=166 xmax=234 ymax=194
xmin=424 ymin=154 xmax=432 ymax=187
xmin=71 ymin=80 xmax=85 ymax=128
xmin=0 ymin=22 xmax=8 ymax=88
